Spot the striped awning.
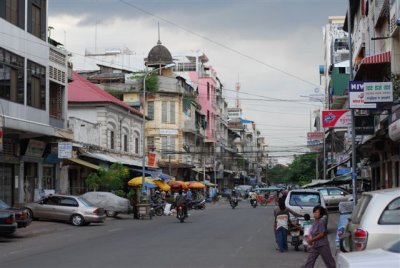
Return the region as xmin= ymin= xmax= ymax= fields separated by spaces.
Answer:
xmin=361 ymin=51 xmax=391 ymax=64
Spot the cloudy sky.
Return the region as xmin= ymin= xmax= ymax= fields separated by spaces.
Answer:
xmin=48 ymin=0 xmax=347 ymax=164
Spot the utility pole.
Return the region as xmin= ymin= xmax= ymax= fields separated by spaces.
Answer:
xmin=347 ymin=0 xmax=358 ymax=206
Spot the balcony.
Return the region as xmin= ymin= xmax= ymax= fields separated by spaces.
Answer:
xmin=183 ymin=120 xmax=197 ymax=134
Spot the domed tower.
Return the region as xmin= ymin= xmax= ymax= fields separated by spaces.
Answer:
xmin=145 ymin=39 xmax=173 ymax=68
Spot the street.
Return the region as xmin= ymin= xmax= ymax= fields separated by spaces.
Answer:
xmin=0 ymin=201 xmax=339 ymax=268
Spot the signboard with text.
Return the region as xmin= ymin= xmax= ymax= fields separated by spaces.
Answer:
xmin=355 ymin=116 xmax=375 ymax=135
xmin=364 ymin=82 xmax=393 ymax=103
xmin=58 ymin=142 xmax=72 ymax=159
xmin=349 ymin=81 xmax=376 ymax=109
xmin=307 ymin=131 xmax=324 ymax=152
xmin=322 ymin=110 xmax=351 ymax=128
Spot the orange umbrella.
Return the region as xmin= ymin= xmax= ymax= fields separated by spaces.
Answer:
xmin=187 ymin=181 xmax=206 ymax=189
xmin=167 ymin=180 xmax=188 ymax=190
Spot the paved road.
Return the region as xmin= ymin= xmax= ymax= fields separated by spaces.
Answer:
xmin=0 ymin=200 xmax=339 ymax=268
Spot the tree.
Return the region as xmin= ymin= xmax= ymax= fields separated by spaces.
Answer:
xmin=85 ymin=163 xmax=130 ymax=193
xmin=267 ymin=164 xmax=290 ymax=183
xmin=287 ymin=154 xmax=316 ymax=185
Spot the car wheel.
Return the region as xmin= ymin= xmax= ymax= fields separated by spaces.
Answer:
xmin=71 ymin=214 xmax=85 ymax=226
xmin=26 ymin=208 xmax=36 ymax=220
xmin=106 ymin=210 xmax=117 ymax=217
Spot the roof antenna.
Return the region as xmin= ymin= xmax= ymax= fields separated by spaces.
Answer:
xmin=157 ymin=22 xmax=161 ymax=45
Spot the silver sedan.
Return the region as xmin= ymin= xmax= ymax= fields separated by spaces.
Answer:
xmin=25 ymin=195 xmax=106 ymax=226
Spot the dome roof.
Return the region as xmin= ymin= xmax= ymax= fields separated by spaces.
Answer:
xmin=146 ymin=40 xmax=173 ymax=67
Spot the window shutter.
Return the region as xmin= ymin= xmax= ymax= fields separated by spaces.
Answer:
xmin=170 ymin=101 xmax=175 ymax=124
xmin=170 ymin=137 xmax=175 ymax=159
xmin=162 ymin=101 xmax=167 ymax=123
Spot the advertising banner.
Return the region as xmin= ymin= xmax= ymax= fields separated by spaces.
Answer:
xmin=307 ymin=131 xmax=324 ymax=152
xmin=147 ymin=152 xmax=156 ymax=167
xmin=322 ymin=110 xmax=351 ymax=128
xmin=349 ymin=81 xmax=376 ymax=109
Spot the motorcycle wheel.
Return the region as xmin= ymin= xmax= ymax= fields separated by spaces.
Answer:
xmin=200 ymin=204 xmax=206 ymax=210
xmin=294 ymin=244 xmax=299 ymax=251
xmin=155 ymin=207 xmax=164 ymax=216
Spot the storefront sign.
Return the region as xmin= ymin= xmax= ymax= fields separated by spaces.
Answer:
xmin=25 ymin=139 xmax=46 ymax=158
xmin=159 ymin=129 xmax=178 ymax=135
xmin=355 ymin=116 xmax=375 ymax=135
xmin=349 ymin=81 xmax=376 ymax=109
xmin=58 ymin=142 xmax=72 ymax=158
xmin=322 ymin=110 xmax=351 ymax=128
xmin=364 ymin=82 xmax=393 ymax=103
xmin=147 ymin=152 xmax=156 ymax=167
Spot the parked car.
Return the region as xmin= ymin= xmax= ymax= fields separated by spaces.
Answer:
xmin=0 ymin=199 xmax=32 ymax=228
xmin=342 ymin=187 xmax=400 ymax=252
xmin=315 ymin=186 xmax=353 ymax=209
xmin=285 ymin=189 xmax=326 ymax=220
xmin=25 ymin=194 xmax=106 ymax=226
xmin=337 ymin=239 xmax=400 ymax=268
xmin=0 ymin=211 xmax=17 ymax=236
xmin=81 ymin=191 xmax=132 ymax=217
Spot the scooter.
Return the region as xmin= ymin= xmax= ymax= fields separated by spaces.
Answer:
xmin=230 ymin=197 xmax=238 ymax=209
xmin=151 ymin=201 xmax=165 ymax=216
xmin=176 ymin=204 xmax=187 ymax=223
xmin=290 ymin=226 xmax=302 ymax=251
xmin=189 ymin=199 xmax=206 ymax=210
xmin=250 ymin=198 xmax=257 ymax=208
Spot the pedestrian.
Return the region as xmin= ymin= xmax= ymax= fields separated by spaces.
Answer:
xmin=186 ymin=188 xmax=193 ymax=201
xmin=304 ymin=205 xmax=335 ymax=268
xmin=274 ymin=199 xmax=291 ymax=253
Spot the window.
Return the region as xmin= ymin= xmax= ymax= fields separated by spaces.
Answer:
xmin=5 ymin=0 xmax=18 ymax=25
xmin=123 ymin=135 xmax=128 ymax=152
xmin=161 ymin=136 xmax=175 ymax=159
xmin=110 ymin=131 xmax=115 ymax=149
xmin=49 ymin=82 xmax=63 ymax=119
xmin=319 ymin=189 xmax=328 ymax=196
xmin=0 ymin=47 xmax=24 ymax=104
xmin=379 ymin=197 xmax=400 ymax=225
xmin=31 ymin=4 xmax=41 ymax=38
xmin=207 ymin=82 xmax=210 ymax=100
xmin=161 ymin=101 xmax=176 ymax=124
xmin=147 ymin=136 xmax=155 ymax=152
xmin=135 ymin=137 xmax=139 ymax=154
xmin=59 ymin=197 xmax=78 ymax=207
xmin=27 ymin=60 xmax=46 ymax=109
xmin=329 ymin=188 xmax=343 ymax=196
xmin=351 ymin=195 xmax=372 ymax=224
xmin=147 ymin=101 xmax=154 ymax=120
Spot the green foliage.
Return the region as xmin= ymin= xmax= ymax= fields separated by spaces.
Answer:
xmin=287 ymin=154 xmax=316 ymax=185
xmin=131 ymin=72 xmax=159 ymax=92
xmin=85 ymin=163 xmax=130 ymax=192
xmin=267 ymin=164 xmax=290 ymax=183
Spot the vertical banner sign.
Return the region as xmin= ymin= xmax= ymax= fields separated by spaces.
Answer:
xmin=147 ymin=152 xmax=156 ymax=167
xmin=349 ymin=81 xmax=376 ymax=109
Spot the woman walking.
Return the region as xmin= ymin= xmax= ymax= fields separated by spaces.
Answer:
xmin=304 ymin=205 xmax=336 ymax=268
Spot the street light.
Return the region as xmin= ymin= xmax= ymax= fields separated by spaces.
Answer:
xmin=141 ymin=63 xmax=175 ymax=202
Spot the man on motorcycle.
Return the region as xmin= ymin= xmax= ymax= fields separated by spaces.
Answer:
xmin=249 ymin=190 xmax=257 ymax=206
xmin=174 ymin=190 xmax=188 ymax=217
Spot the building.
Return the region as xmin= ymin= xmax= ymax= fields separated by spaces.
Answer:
xmin=0 ymin=0 xmax=72 ymax=205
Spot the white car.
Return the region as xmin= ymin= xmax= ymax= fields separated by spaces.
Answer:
xmin=81 ymin=192 xmax=132 ymax=217
xmin=337 ymin=239 xmax=400 ymax=268
xmin=285 ymin=189 xmax=326 ymax=219
xmin=343 ymin=187 xmax=400 ymax=252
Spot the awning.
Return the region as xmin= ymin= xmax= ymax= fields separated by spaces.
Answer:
xmin=82 ymin=152 xmax=145 ymax=168
xmin=361 ymin=51 xmax=390 ymax=64
xmin=302 ymin=180 xmax=331 ymax=188
xmin=68 ymin=158 xmax=100 ymax=170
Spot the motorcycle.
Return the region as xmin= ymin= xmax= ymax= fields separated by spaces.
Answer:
xmin=189 ymin=199 xmax=206 ymax=210
xmin=290 ymin=227 xmax=302 ymax=251
xmin=176 ymin=204 xmax=187 ymax=223
xmin=151 ymin=201 xmax=165 ymax=216
xmin=230 ymin=197 xmax=238 ymax=209
xmin=250 ymin=198 xmax=257 ymax=208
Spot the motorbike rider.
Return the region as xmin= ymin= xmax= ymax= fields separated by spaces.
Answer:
xmin=230 ymin=189 xmax=239 ymax=205
xmin=249 ymin=190 xmax=257 ymax=205
xmin=174 ymin=189 xmax=188 ymax=217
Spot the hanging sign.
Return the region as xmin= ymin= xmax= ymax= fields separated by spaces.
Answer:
xmin=349 ymin=81 xmax=376 ymax=109
xmin=364 ymin=82 xmax=393 ymax=103
xmin=355 ymin=116 xmax=375 ymax=135
xmin=322 ymin=110 xmax=351 ymax=128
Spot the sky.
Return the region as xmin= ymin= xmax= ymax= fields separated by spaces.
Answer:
xmin=48 ymin=0 xmax=347 ymax=164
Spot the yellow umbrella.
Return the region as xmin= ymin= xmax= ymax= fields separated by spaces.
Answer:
xmin=128 ymin=176 xmax=157 ymax=187
xmin=153 ymin=180 xmax=171 ymax=191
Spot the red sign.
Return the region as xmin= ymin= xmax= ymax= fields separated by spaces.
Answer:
xmin=322 ymin=110 xmax=351 ymax=128
xmin=147 ymin=152 xmax=156 ymax=167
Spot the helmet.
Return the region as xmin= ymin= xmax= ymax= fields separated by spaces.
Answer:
xmin=232 ymin=189 xmax=236 ymax=193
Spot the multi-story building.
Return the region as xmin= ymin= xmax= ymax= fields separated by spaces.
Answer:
xmin=341 ymin=0 xmax=400 ymax=189
xmin=0 ymin=0 xmax=72 ymax=205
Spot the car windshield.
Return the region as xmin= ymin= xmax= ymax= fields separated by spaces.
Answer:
xmin=0 ymin=199 xmax=10 ymax=209
xmin=78 ymin=197 xmax=94 ymax=207
xmin=289 ymin=193 xmax=321 ymax=207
